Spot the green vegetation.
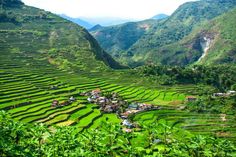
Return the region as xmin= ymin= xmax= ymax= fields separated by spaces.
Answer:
xmin=90 ymin=0 xmax=236 ymax=67
xmin=89 ymin=19 xmax=158 ymax=66
xmin=0 ymin=0 xmax=23 ymax=8
xmin=1 ymin=111 xmax=235 ymax=156
xmin=0 ymin=0 xmax=236 ymax=156
xmin=0 ymin=0 xmax=123 ymax=71
xmin=186 ymin=95 xmax=236 ymax=114
xmin=154 ymin=8 xmax=236 ymax=66
xmin=136 ymin=64 xmax=236 ymax=91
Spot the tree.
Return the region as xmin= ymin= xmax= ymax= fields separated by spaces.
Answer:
xmin=0 ymin=0 xmax=23 ymax=8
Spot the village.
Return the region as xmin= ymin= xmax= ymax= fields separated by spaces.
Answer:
xmin=50 ymin=88 xmax=236 ymax=132
xmin=80 ymin=88 xmax=160 ymax=132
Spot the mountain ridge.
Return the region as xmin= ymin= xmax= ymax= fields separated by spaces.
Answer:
xmin=152 ymin=14 xmax=169 ymax=20
xmin=150 ymin=8 xmax=236 ymax=66
xmin=0 ymin=0 xmax=124 ymax=71
xmin=59 ymin=14 xmax=94 ymax=29
xmin=90 ymin=0 xmax=236 ymax=67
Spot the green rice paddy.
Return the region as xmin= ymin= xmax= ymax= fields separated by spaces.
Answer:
xmin=0 ymin=54 xmax=235 ymax=142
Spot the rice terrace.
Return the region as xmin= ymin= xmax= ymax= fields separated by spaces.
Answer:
xmin=1 ymin=0 xmax=236 ymax=156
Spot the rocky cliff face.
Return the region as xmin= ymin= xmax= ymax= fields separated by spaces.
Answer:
xmin=198 ymin=35 xmax=215 ymax=62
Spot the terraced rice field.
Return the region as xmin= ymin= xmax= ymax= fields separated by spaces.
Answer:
xmin=133 ymin=110 xmax=236 ymax=142
xmin=0 ymin=54 xmax=188 ymax=132
xmin=2 ymin=54 xmax=233 ymax=142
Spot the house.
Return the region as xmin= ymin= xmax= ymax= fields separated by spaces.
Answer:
xmin=213 ymin=93 xmax=225 ymax=97
xmin=120 ymin=111 xmax=130 ymax=119
xmin=50 ymin=85 xmax=58 ymax=90
xmin=60 ymin=101 xmax=70 ymax=106
xmin=69 ymin=96 xmax=76 ymax=102
xmin=112 ymin=100 xmax=118 ymax=104
xmin=52 ymin=100 xmax=59 ymax=107
xmin=139 ymin=103 xmax=153 ymax=110
xmin=91 ymin=89 xmax=101 ymax=95
xmin=227 ymin=90 xmax=236 ymax=95
xmin=123 ymin=128 xmax=132 ymax=133
xmin=103 ymin=105 xmax=113 ymax=113
xmin=186 ymin=96 xmax=197 ymax=102
xmin=87 ymin=97 xmax=93 ymax=102
xmin=122 ymin=119 xmax=133 ymax=128
xmin=128 ymin=103 xmax=138 ymax=110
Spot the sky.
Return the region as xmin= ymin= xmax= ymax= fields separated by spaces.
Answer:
xmin=22 ymin=0 xmax=195 ymax=20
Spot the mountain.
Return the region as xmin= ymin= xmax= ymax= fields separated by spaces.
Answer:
xmin=90 ymin=0 xmax=236 ymax=67
xmin=152 ymin=14 xmax=169 ymax=20
xmin=59 ymin=14 xmax=93 ymax=29
xmin=82 ymin=17 xmax=136 ymax=26
xmin=149 ymin=8 xmax=236 ymax=65
xmin=0 ymin=0 xmax=123 ymax=71
xmin=89 ymin=19 xmax=158 ymax=65
xmin=89 ymin=24 xmax=103 ymax=32
xmin=128 ymin=0 xmax=236 ymax=66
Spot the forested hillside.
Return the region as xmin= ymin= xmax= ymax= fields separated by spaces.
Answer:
xmin=90 ymin=19 xmax=159 ymax=66
xmin=0 ymin=0 xmax=123 ymax=71
xmin=152 ymin=8 xmax=236 ymax=65
xmin=90 ymin=0 xmax=236 ymax=67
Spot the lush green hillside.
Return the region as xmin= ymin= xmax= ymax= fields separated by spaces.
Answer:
xmin=152 ymin=8 xmax=236 ymax=65
xmin=90 ymin=0 xmax=236 ymax=67
xmin=89 ymin=19 xmax=159 ymax=66
xmin=1 ymin=111 xmax=236 ymax=156
xmin=129 ymin=0 xmax=236 ymax=66
xmin=0 ymin=0 xmax=123 ymax=71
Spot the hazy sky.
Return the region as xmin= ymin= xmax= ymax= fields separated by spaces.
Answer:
xmin=22 ymin=0 xmax=195 ymax=20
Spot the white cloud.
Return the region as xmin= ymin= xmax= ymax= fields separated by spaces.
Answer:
xmin=22 ymin=0 xmax=195 ymax=19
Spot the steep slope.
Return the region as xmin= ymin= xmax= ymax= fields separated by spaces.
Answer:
xmin=129 ymin=0 xmax=236 ymax=66
xmin=89 ymin=0 xmax=236 ymax=67
xmin=0 ymin=0 xmax=123 ymax=71
xmin=149 ymin=8 xmax=236 ymax=65
xmin=59 ymin=14 xmax=93 ymax=29
xmin=90 ymin=19 xmax=158 ymax=65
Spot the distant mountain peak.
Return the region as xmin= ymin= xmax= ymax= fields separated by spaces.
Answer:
xmin=152 ymin=14 xmax=169 ymax=20
xmin=89 ymin=24 xmax=103 ymax=32
xmin=59 ymin=14 xmax=93 ymax=29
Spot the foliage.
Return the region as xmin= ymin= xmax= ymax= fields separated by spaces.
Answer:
xmin=0 ymin=0 xmax=23 ymax=8
xmin=151 ymin=8 xmax=236 ymax=66
xmin=136 ymin=64 xmax=236 ymax=91
xmin=1 ymin=111 xmax=235 ymax=156
xmin=0 ymin=2 xmax=123 ymax=72
xmin=89 ymin=19 xmax=158 ymax=66
xmin=186 ymin=95 xmax=236 ymax=114
xmin=90 ymin=0 xmax=236 ymax=67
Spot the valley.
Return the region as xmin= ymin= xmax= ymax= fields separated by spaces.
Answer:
xmin=0 ymin=0 xmax=236 ymax=156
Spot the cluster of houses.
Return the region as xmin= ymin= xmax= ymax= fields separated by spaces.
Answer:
xmin=184 ymin=90 xmax=236 ymax=102
xmin=51 ymin=96 xmax=76 ymax=107
xmin=213 ymin=90 xmax=236 ymax=97
xmin=82 ymin=89 xmax=159 ymax=132
xmin=121 ymin=103 xmax=157 ymax=119
xmin=120 ymin=103 xmax=160 ymax=132
xmin=81 ymin=89 xmax=128 ymax=113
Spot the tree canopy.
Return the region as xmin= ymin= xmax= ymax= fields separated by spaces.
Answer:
xmin=0 ymin=0 xmax=23 ymax=8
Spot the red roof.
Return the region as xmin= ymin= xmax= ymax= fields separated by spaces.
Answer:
xmin=186 ymin=96 xmax=197 ymax=99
